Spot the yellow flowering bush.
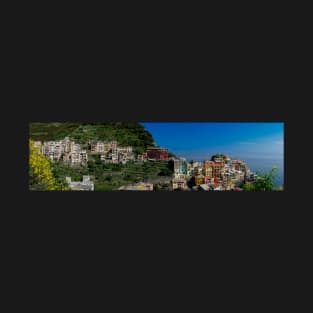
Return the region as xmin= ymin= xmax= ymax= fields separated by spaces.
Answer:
xmin=29 ymin=139 xmax=68 ymax=191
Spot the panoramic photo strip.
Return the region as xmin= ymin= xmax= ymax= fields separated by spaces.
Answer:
xmin=29 ymin=122 xmax=284 ymax=191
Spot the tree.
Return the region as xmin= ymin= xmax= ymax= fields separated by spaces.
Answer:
xmin=211 ymin=154 xmax=226 ymax=161
xmin=243 ymin=166 xmax=278 ymax=191
xmin=158 ymin=167 xmax=172 ymax=176
xmin=168 ymin=152 xmax=177 ymax=158
xmin=242 ymin=183 xmax=255 ymax=191
xmin=167 ymin=160 xmax=174 ymax=171
xmin=254 ymin=166 xmax=277 ymax=191
xmin=29 ymin=140 xmax=68 ymax=191
xmin=105 ymin=175 xmax=112 ymax=182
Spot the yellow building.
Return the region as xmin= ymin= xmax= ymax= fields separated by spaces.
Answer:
xmin=203 ymin=160 xmax=213 ymax=176
xmin=194 ymin=175 xmax=204 ymax=186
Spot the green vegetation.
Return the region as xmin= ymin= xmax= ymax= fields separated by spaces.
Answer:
xmin=243 ymin=166 xmax=279 ymax=191
xmin=51 ymin=158 xmax=173 ymax=190
xmin=29 ymin=122 xmax=155 ymax=154
xmin=154 ymin=182 xmax=172 ymax=191
xmin=29 ymin=122 xmax=176 ymax=190
xmin=211 ymin=154 xmax=226 ymax=161
xmin=242 ymin=182 xmax=255 ymax=191
xmin=168 ymin=152 xmax=177 ymax=158
xmin=29 ymin=140 xmax=68 ymax=191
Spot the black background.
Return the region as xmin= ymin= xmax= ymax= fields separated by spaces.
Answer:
xmin=5 ymin=49 xmax=308 ymax=303
xmin=16 ymin=79 xmax=298 ymax=221
xmin=2 ymin=9 xmax=311 ymax=307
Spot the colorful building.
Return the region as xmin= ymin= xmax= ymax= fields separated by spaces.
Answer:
xmin=194 ymin=174 xmax=204 ymax=186
xmin=212 ymin=163 xmax=224 ymax=178
xmin=174 ymin=158 xmax=188 ymax=176
xmin=172 ymin=177 xmax=187 ymax=190
xmin=146 ymin=147 xmax=169 ymax=161
xmin=203 ymin=159 xmax=213 ymax=177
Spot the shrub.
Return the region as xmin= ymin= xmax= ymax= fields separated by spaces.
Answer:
xmin=29 ymin=140 xmax=68 ymax=190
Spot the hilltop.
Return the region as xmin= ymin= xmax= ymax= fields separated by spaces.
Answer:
xmin=29 ymin=122 xmax=155 ymax=154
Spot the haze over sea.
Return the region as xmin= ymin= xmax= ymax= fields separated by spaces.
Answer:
xmin=242 ymin=157 xmax=284 ymax=187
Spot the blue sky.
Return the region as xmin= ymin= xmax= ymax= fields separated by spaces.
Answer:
xmin=141 ymin=122 xmax=284 ymax=161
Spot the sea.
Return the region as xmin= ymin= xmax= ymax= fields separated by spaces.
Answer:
xmin=240 ymin=157 xmax=284 ymax=188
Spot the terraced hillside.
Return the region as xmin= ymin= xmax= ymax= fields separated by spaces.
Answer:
xmin=29 ymin=122 xmax=155 ymax=154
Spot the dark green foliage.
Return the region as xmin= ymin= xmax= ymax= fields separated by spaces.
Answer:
xmin=29 ymin=122 xmax=155 ymax=152
xmin=243 ymin=166 xmax=278 ymax=191
xmin=158 ymin=167 xmax=172 ymax=176
xmin=168 ymin=152 xmax=177 ymax=158
xmin=168 ymin=160 xmax=174 ymax=171
xmin=242 ymin=183 xmax=255 ymax=191
xmin=29 ymin=123 xmax=81 ymax=141
xmin=51 ymin=159 xmax=173 ymax=190
xmin=254 ymin=166 xmax=278 ymax=191
xmin=211 ymin=154 xmax=226 ymax=161
xmin=95 ymin=185 xmax=114 ymax=191
xmin=154 ymin=183 xmax=172 ymax=191
xmin=52 ymin=162 xmax=88 ymax=182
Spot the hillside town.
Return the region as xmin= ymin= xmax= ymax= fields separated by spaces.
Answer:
xmin=171 ymin=155 xmax=257 ymax=191
xmin=33 ymin=137 xmax=257 ymax=191
xmin=33 ymin=137 xmax=171 ymax=166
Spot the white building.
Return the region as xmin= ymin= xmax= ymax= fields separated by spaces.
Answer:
xmin=172 ymin=177 xmax=187 ymax=190
xmin=62 ymin=137 xmax=72 ymax=153
xmin=66 ymin=176 xmax=94 ymax=191
xmin=42 ymin=141 xmax=64 ymax=161
xmin=70 ymin=150 xmax=88 ymax=166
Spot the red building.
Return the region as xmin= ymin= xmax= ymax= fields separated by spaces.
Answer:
xmin=212 ymin=163 xmax=224 ymax=178
xmin=146 ymin=147 xmax=169 ymax=161
xmin=204 ymin=175 xmax=213 ymax=184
